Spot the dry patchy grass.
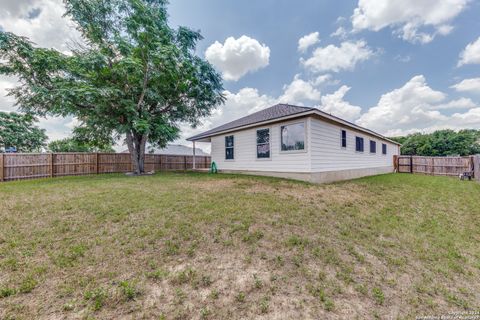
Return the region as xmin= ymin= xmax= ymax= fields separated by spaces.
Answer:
xmin=0 ymin=172 xmax=479 ymax=319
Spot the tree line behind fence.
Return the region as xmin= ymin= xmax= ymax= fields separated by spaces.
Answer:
xmin=0 ymin=153 xmax=211 ymax=182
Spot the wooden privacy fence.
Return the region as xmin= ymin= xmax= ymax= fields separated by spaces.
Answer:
xmin=0 ymin=153 xmax=211 ymax=182
xmin=394 ymin=155 xmax=476 ymax=177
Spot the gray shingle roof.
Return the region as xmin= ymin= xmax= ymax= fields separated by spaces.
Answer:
xmin=187 ymin=104 xmax=314 ymax=141
xmin=187 ymin=103 xmax=401 ymax=145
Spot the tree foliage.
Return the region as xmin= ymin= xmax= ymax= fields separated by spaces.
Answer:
xmin=48 ymin=137 xmax=114 ymax=153
xmin=0 ymin=111 xmax=48 ymax=152
xmin=390 ymin=129 xmax=480 ymax=156
xmin=0 ymin=0 xmax=224 ymax=173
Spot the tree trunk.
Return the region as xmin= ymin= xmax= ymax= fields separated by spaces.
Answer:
xmin=126 ymin=131 xmax=148 ymax=174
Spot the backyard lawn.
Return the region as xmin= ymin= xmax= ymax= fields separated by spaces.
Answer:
xmin=0 ymin=172 xmax=479 ymax=319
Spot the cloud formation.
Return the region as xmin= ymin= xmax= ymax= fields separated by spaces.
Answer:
xmin=356 ymin=75 xmax=479 ymax=136
xmin=278 ymin=75 xmax=321 ymax=105
xmin=298 ymin=32 xmax=320 ymax=53
xmin=451 ymin=78 xmax=480 ymax=93
xmin=458 ymin=37 xmax=480 ymax=66
xmin=351 ymin=0 xmax=469 ymax=43
xmin=318 ymin=85 xmax=362 ymax=121
xmin=205 ymin=36 xmax=270 ymax=81
xmin=301 ymin=40 xmax=373 ymax=73
xmin=0 ymin=0 xmax=81 ymax=52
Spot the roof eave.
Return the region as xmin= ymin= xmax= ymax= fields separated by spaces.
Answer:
xmin=187 ymin=109 xmax=401 ymax=146
xmin=186 ymin=110 xmax=315 ymax=141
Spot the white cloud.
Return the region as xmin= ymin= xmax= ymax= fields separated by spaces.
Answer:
xmin=394 ymin=54 xmax=411 ymax=63
xmin=351 ymin=0 xmax=469 ymax=44
xmin=278 ymin=75 xmax=321 ymax=105
xmin=301 ymin=40 xmax=374 ymax=73
xmin=205 ymin=35 xmax=270 ymax=81
xmin=0 ymin=77 xmax=17 ymax=112
xmin=458 ymin=37 xmax=480 ymax=66
xmin=178 ymin=88 xmax=276 ymax=151
xmin=330 ymin=27 xmax=348 ymax=40
xmin=356 ymin=75 xmax=480 ymax=136
xmin=451 ymin=78 xmax=480 ymax=93
xmin=0 ymin=0 xmax=83 ymax=144
xmin=314 ymin=74 xmax=340 ymax=86
xmin=298 ymin=32 xmax=320 ymax=53
xmin=0 ymin=0 xmax=81 ymax=52
xmin=356 ymin=75 xmax=447 ymax=134
xmin=434 ymin=97 xmax=476 ymax=109
xmin=317 ymin=85 xmax=362 ymax=121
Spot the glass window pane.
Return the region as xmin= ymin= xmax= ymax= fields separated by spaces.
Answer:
xmin=225 ymin=136 xmax=234 ymax=147
xmin=370 ymin=140 xmax=376 ymax=153
xmin=356 ymin=137 xmax=364 ymax=152
xmin=257 ymin=129 xmax=269 ymax=144
xmin=225 ymin=147 xmax=234 ymax=159
xmin=281 ymin=123 xmax=305 ymax=151
xmin=257 ymin=144 xmax=270 ymax=158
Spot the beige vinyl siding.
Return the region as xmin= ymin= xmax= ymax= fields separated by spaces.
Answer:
xmin=210 ymin=117 xmax=311 ymax=172
xmin=310 ymin=117 xmax=398 ymax=172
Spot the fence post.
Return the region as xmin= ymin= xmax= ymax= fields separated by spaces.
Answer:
xmin=192 ymin=141 xmax=196 ymax=170
xmin=95 ymin=153 xmax=99 ymax=175
xmin=49 ymin=153 xmax=54 ymax=178
xmin=410 ymin=155 xmax=413 ymax=174
xmin=473 ymin=155 xmax=480 ymax=182
xmin=0 ymin=153 xmax=4 ymax=182
xmin=184 ymin=156 xmax=187 ymax=171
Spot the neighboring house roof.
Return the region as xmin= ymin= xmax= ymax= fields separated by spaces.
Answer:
xmin=121 ymin=144 xmax=209 ymax=156
xmin=187 ymin=103 xmax=401 ymax=145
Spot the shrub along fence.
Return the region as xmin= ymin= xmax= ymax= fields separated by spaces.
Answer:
xmin=394 ymin=155 xmax=479 ymax=180
xmin=0 ymin=153 xmax=211 ymax=182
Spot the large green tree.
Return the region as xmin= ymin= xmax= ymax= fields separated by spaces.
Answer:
xmin=0 ymin=111 xmax=48 ymax=152
xmin=390 ymin=129 xmax=480 ymax=156
xmin=0 ymin=0 xmax=224 ymax=174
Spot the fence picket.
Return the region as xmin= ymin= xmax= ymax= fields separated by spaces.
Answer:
xmin=397 ymin=155 xmax=473 ymax=177
xmin=0 ymin=153 xmax=211 ymax=182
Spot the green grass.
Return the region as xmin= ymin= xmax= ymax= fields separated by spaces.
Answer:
xmin=0 ymin=172 xmax=479 ymax=319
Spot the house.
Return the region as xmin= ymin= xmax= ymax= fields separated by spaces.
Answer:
xmin=122 ymin=144 xmax=209 ymax=156
xmin=187 ymin=104 xmax=401 ymax=183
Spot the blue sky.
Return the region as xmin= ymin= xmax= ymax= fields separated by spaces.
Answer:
xmin=1 ymin=0 xmax=480 ymax=150
xmin=168 ymin=0 xmax=480 ymax=108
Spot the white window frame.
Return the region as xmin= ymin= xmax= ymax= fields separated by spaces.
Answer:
xmin=279 ymin=120 xmax=308 ymax=154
